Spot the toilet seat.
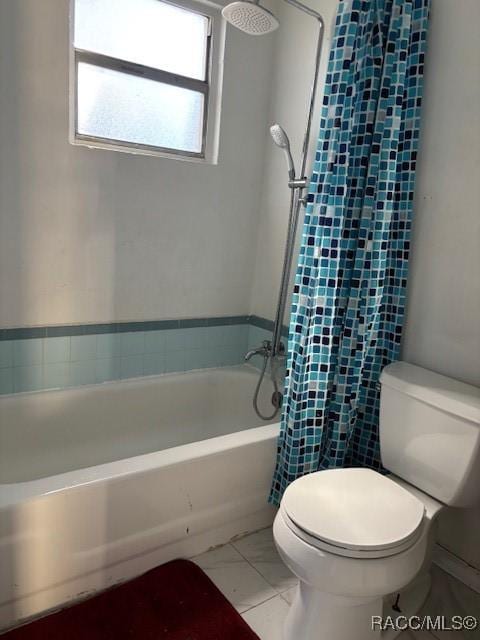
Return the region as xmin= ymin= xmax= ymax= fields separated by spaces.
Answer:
xmin=281 ymin=468 xmax=426 ymax=559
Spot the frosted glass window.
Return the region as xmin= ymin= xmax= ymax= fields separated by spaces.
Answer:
xmin=71 ymin=0 xmax=216 ymax=157
xmin=74 ymin=0 xmax=209 ymax=81
xmin=77 ymin=63 xmax=204 ymax=153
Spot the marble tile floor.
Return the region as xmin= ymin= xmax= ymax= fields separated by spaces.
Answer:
xmin=193 ymin=528 xmax=480 ymax=640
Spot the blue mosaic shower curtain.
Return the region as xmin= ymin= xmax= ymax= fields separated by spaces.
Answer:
xmin=270 ymin=0 xmax=430 ymax=504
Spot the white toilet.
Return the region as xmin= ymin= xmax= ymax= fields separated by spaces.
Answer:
xmin=273 ymin=361 xmax=480 ymax=640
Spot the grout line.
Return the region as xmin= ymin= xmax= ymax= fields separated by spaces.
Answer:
xmin=231 ymin=531 xmax=296 ymax=599
xmin=240 ymin=593 xmax=284 ymax=616
xmin=280 ymin=591 xmax=294 ymax=606
xmin=231 ymin=539 xmax=281 ymax=590
xmin=193 ymin=542 xmax=282 ymax=617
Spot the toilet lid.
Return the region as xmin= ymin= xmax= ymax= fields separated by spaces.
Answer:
xmin=282 ymin=468 xmax=425 ymax=554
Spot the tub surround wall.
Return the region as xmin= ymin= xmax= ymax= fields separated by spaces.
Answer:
xmin=0 ymin=316 xmax=286 ymax=394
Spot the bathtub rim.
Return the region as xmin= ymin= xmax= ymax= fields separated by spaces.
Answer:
xmin=0 ymin=423 xmax=279 ymax=509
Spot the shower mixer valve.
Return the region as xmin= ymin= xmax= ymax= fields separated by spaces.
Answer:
xmin=245 ymin=340 xmax=285 ymax=362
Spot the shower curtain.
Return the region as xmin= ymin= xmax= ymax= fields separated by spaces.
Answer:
xmin=270 ymin=0 xmax=430 ymax=504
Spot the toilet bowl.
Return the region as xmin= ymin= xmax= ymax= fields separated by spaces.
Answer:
xmin=273 ymin=362 xmax=480 ymax=640
xmin=274 ymin=468 xmax=441 ymax=640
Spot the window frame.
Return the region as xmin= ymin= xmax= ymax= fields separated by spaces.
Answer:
xmin=69 ymin=0 xmax=225 ymax=163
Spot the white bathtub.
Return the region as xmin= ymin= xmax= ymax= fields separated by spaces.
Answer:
xmin=0 ymin=366 xmax=279 ymax=630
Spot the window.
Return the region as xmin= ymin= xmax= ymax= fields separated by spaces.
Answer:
xmin=70 ymin=0 xmax=224 ymax=161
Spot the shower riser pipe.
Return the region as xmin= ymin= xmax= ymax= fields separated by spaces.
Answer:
xmin=271 ymin=17 xmax=324 ymax=357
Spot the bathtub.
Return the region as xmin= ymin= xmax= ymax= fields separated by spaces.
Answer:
xmin=0 ymin=365 xmax=279 ymax=630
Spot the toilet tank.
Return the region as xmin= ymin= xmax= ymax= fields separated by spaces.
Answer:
xmin=379 ymin=362 xmax=480 ymax=508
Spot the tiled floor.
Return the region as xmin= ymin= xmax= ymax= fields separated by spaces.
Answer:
xmin=193 ymin=528 xmax=480 ymax=640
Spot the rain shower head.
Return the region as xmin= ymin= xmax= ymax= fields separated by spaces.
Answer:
xmin=221 ymin=0 xmax=279 ymax=35
xmin=270 ymin=123 xmax=295 ymax=178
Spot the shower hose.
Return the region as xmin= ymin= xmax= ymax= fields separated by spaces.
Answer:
xmin=253 ymin=352 xmax=281 ymax=421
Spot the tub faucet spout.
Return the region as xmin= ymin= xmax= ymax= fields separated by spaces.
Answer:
xmin=245 ymin=340 xmax=272 ymax=361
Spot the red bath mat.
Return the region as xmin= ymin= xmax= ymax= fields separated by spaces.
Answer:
xmin=2 ymin=559 xmax=260 ymax=640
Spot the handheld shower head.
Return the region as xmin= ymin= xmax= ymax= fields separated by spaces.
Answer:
xmin=270 ymin=123 xmax=290 ymax=149
xmin=221 ymin=0 xmax=279 ymax=35
xmin=270 ymin=123 xmax=295 ymax=179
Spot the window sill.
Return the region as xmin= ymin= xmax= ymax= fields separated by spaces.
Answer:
xmin=70 ymin=135 xmax=218 ymax=165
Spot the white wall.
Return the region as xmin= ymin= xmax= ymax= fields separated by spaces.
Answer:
xmin=249 ymin=0 xmax=337 ymax=322
xmin=401 ymin=0 xmax=480 ymax=570
xmin=0 ymin=0 xmax=274 ymax=327
xmin=402 ymin=0 xmax=480 ymax=388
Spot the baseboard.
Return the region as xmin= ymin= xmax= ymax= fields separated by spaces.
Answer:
xmin=433 ymin=543 xmax=480 ymax=595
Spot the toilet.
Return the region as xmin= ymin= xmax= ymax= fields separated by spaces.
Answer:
xmin=273 ymin=361 xmax=480 ymax=640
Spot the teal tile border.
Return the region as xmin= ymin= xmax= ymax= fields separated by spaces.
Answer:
xmin=0 ymin=315 xmax=287 ymax=341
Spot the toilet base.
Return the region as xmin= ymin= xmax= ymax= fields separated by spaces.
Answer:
xmin=381 ymin=572 xmax=432 ymax=640
xmin=283 ymin=572 xmax=432 ymax=640
xmin=284 ymin=583 xmax=383 ymax=640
